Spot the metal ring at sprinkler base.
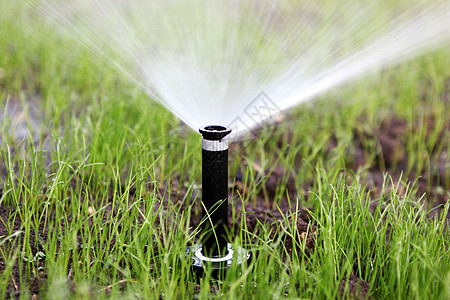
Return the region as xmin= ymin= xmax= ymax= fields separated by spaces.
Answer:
xmin=185 ymin=243 xmax=250 ymax=277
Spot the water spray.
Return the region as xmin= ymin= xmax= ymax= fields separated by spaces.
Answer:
xmin=186 ymin=125 xmax=250 ymax=276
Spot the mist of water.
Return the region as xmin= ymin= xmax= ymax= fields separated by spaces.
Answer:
xmin=24 ymin=0 xmax=450 ymax=138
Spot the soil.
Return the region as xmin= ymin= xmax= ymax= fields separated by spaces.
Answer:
xmin=0 ymin=111 xmax=448 ymax=299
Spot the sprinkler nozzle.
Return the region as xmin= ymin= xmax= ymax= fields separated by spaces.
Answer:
xmin=199 ymin=125 xmax=231 ymax=141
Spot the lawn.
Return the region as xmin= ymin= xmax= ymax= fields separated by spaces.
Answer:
xmin=0 ymin=1 xmax=449 ymax=299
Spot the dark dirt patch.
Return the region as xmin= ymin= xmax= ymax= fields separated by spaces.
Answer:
xmin=339 ymin=274 xmax=370 ymax=300
xmin=350 ymin=115 xmax=447 ymax=217
xmin=0 ymin=203 xmax=47 ymax=298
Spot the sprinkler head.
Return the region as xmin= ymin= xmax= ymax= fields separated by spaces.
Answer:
xmin=199 ymin=125 xmax=231 ymax=141
xmin=185 ymin=125 xmax=250 ymax=278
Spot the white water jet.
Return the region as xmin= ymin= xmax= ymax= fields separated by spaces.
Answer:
xmin=24 ymin=0 xmax=450 ymax=138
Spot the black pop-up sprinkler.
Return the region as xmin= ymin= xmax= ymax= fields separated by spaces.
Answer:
xmin=186 ymin=125 xmax=250 ymax=276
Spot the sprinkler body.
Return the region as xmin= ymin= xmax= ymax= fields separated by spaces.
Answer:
xmin=186 ymin=125 xmax=249 ymax=277
xmin=200 ymin=125 xmax=231 ymax=256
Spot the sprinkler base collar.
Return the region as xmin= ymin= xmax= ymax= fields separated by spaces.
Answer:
xmin=186 ymin=243 xmax=250 ymax=277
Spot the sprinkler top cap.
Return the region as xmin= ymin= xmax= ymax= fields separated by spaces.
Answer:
xmin=199 ymin=125 xmax=232 ymax=141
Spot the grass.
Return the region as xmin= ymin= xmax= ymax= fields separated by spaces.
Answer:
xmin=1 ymin=1 xmax=449 ymax=299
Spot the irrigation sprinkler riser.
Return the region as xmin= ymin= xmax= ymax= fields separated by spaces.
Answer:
xmin=201 ymin=141 xmax=229 ymax=256
xmin=199 ymin=125 xmax=231 ymax=257
xmin=185 ymin=125 xmax=249 ymax=277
